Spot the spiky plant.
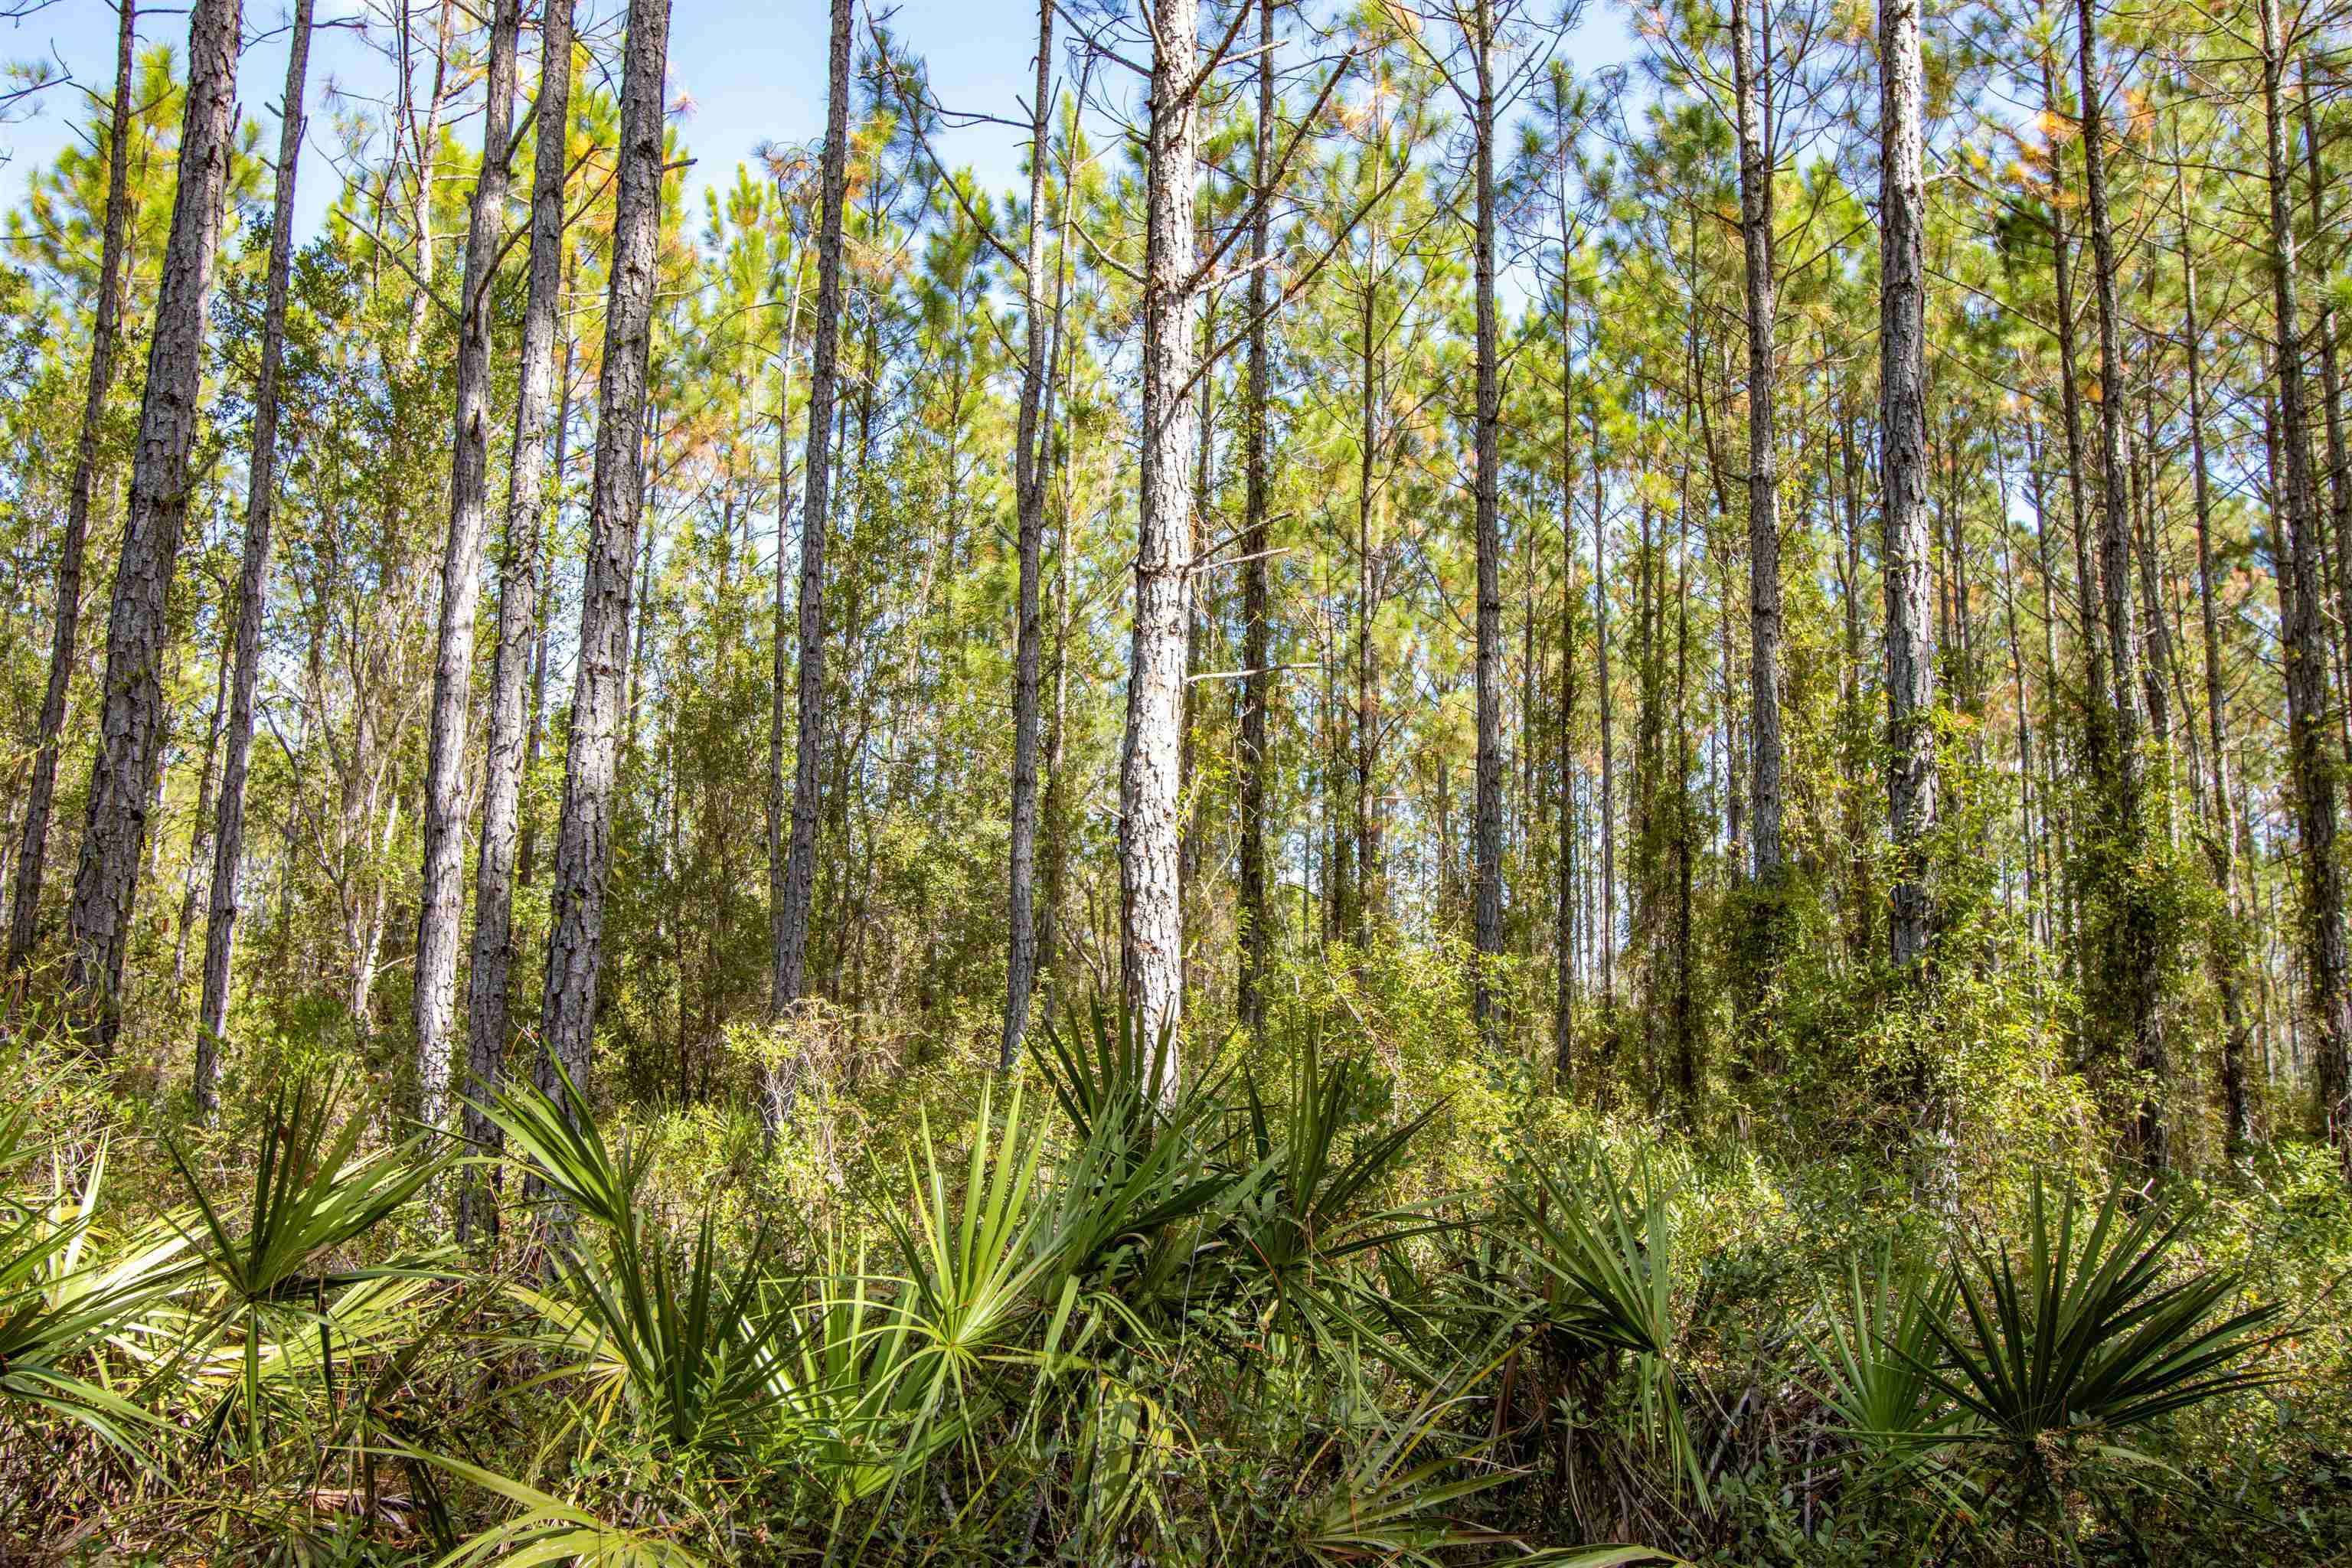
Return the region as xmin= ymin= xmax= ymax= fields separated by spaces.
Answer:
xmin=1506 ymin=1152 xmax=1704 ymax=1501
xmin=1910 ymin=1176 xmax=2281 ymax=1550
xmin=487 ymin=1063 xmax=786 ymax=1459
xmin=0 ymin=1129 xmax=183 ymax=1454
xmin=168 ymin=1070 xmax=442 ymax=1457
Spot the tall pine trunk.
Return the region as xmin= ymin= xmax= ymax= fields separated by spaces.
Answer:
xmin=459 ymin=0 xmax=572 ymax=1241
xmin=2257 ymin=0 xmax=2351 ymax=1176
xmin=1555 ymin=362 xmax=1579 ymax=1085
xmin=7 ymin=0 xmax=138 ymax=972
xmin=174 ymin=643 xmax=229 ymax=995
xmin=2300 ymin=74 xmax=2352 ymax=732
xmin=1120 ymin=0 xmax=1200 ymax=1078
xmin=197 ymin=0 xmax=313 ymax=1113
xmin=1001 ymin=0 xmax=1056 ymax=1070
xmin=775 ymin=0 xmax=854 ymax=1011
xmin=1594 ymin=400 xmax=1614 ymax=1014
xmin=416 ymin=0 xmax=524 ymax=1135
xmin=2040 ymin=55 xmax=2104 ymax=728
xmin=1731 ymin=0 xmax=1782 ymax=886
xmin=522 ymin=324 xmax=575 ymax=892
xmin=1237 ymin=0 xmax=1275 ymax=1040
xmin=2076 ymin=0 xmax=2166 ymax=1171
xmin=1880 ymin=0 xmax=1935 ymax=971
xmin=1354 ymin=181 xmax=1383 ymax=942
xmin=2174 ymin=131 xmax=2252 ymax=1151
xmin=66 ymin=0 xmax=243 ymax=1043
xmin=537 ymin=0 xmax=669 ymax=1098
xmin=760 ymin=263 xmax=805 ymax=1131
xmin=1469 ymin=0 xmax=1504 ymax=1039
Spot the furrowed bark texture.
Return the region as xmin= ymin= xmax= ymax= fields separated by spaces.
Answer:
xmin=775 ymin=0 xmax=854 ymax=1010
xmin=1122 ymin=0 xmax=1201 ymax=1077
xmin=1470 ymin=0 xmax=1504 ymax=1037
xmin=538 ymin=0 xmax=669 ymax=1096
xmin=198 ymin=0 xmax=314 ymax=1113
xmin=1732 ymin=0 xmax=1782 ymax=885
xmin=2078 ymin=0 xmax=2167 ymax=1171
xmin=459 ymin=0 xmax=572 ymax=1242
xmin=8 ymin=0 xmax=138 ymax=972
xmin=1001 ymin=0 xmax=1056 ymax=1070
xmin=1237 ymin=0 xmax=1275 ymax=1040
xmin=2174 ymin=134 xmax=2252 ymax=1151
xmin=416 ymin=0 xmax=524 ymax=1135
xmin=67 ymin=0 xmax=243 ymax=1041
xmin=2258 ymin=0 xmax=2351 ymax=1174
xmin=1879 ymin=0 xmax=1936 ymax=970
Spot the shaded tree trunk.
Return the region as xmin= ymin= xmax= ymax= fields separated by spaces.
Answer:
xmin=537 ymin=0 xmax=670 ymax=1098
xmin=1881 ymin=0 xmax=1935 ymax=971
xmin=1354 ymin=201 xmax=1383 ymax=942
xmin=761 ymin=266 xmax=806 ymax=1131
xmin=2040 ymin=54 xmax=2105 ymax=724
xmin=197 ymin=0 xmax=312 ymax=1115
xmin=7 ymin=0 xmax=138 ymax=972
xmin=459 ymin=0 xmax=572 ymax=1242
xmin=1469 ymin=0 xmax=1504 ymax=1039
xmin=1001 ymin=0 xmax=1056 ymax=1070
xmin=1237 ymin=0 xmax=1275 ymax=1040
xmin=1555 ymin=366 xmax=1578 ymax=1085
xmin=2174 ymin=132 xmax=2252 ymax=1151
xmin=67 ymin=0 xmax=243 ymax=1044
xmin=2257 ymin=0 xmax=2351 ymax=1176
xmin=775 ymin=0 xmax=854 ymax=1010
xmin=1731 ymin=0 xmax=1782 ymax=886
xmin=521 ymin=325 xmax=575 ymax=892
xmin=2301 ymin=72 xmax=2352 ymax=740
xmin=2076 ymin=0 xmax=2165 ymax=1171
xmin=1593 ymin=402 xmax=1614 ymax=1013
xmin=175 ymin=635 xmax=231 ymax=997
xmin=416 ymin=0 xmax=524 ymax=1135
xmin=398 ymin=0 xmax=458 ymax=362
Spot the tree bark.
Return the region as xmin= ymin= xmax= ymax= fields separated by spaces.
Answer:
xmin=400 ymin=0 xmax=457 ymax=363
xmin=175 ymin=634 xmax=231 ymax=998
xmin=66 ymin=0 xmax=243 ymax=1044
xmin=7 ymin=0 xmax=139 ymax=972
xmin=1880 ymin=0 xmax=1934 ymax=972
xmin=2258 ymin=0 xmax=2351 ymax=1176
xmin=1001 ymin=0 xmax=1056 ymax=1070
xmin=1119 ymin=0 xmax=1200 ymax=1080
xmin=2076 ymin=0 xmax=2136 ymax=762
xmin=196 ymin=0 xmax=312 ymax=1115
xmin=1555 ymin=340 xmax=1578 ymax=1085
xmin=775 ymin=0 xmax=854 ymax=1011
xmin=2040 ymin=54 xmax=2105 ymax=725
xmin=416 ymin=0 xmax=524 ymax=1136
xmin=459 ymin=0 xmax=571 ymax=1242
xmin=1593 ymin=400 xmax=1614 ymax=1013
xmin=2300 ymin=71 xmax=2352 ymax=742
xmin=1731 ymin=0 xmax=1782 ymax=887
xmin=760 ymin=260 xmax=805 ymax=1130
xmin=537 ymin=0 xmax=669 ymax=1099
xmin=1354 ymin=165 xmax=1383 ymax=944
xmin=1237 ymin=0 xmax=1275 ymax=1040
xmin=2174 ymin=131 xmax=2252 ymax=1151
xmin=2076 ymin=0 xmax=2165 ymax=1171
xmin=1469 ymin=0 xmax=1504 ymax=1040
xmin=521 ymin=324 xmax=574 ymax=893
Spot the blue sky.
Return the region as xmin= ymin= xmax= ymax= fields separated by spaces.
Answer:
xmin=3 ymin=0 xmax=1634 ymax=251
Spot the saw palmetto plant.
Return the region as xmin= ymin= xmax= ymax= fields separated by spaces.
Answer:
xmin=1507 ymin=1152 xmax=1705 ymax=1502
xmin=166 ymin=1070 xmax=443 ymax=1457
xmin=1909 ymin=1177 xmax=2282 ymax=1545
